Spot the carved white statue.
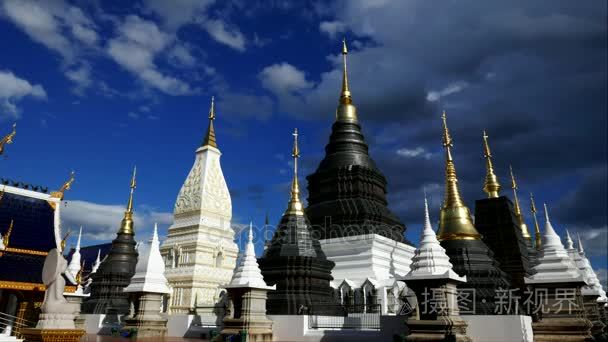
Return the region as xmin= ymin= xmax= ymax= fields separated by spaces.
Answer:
xmin=37 ymin=248 xmax=80 ymax=329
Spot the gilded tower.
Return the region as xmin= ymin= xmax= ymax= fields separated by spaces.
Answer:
xmin=437 ymin=113 xmax=510 ymax=315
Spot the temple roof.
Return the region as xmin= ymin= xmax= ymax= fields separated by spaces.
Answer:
xmin=66 ymin=242 xmax=112 ymax=277
xmin=0 ymin=253 xmax=45 ymax=285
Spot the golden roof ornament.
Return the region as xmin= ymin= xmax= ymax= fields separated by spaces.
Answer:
xmin=510 ymin=166 xmax=531 ymax=239
xmin=529 ymin=193 xmax=541 ymax=250
xmin=76 ymin=260 xmax=85 ymax=284
xmin=437 ymin=111 xmax=481 ymax=241
xmin=60 ymin=229 xmax=71 ymax=251
xmin=49 ymin=171 xmax=75 ymax=209
xmin=336 ymin=39 xmax=358 ymax=122
xmin=119 ymin=166 xmax=137 ymax=235
xmin=202 ymin=96 xmax=218 ymax=148
xmin=2 ymin=219 xmax=14 ymax=248
xmin=482 ymin=130 xmax=501 ymax=198
xmin=285 ymin=128 xmax=304 ymax=216
xmin=0 ymin=123 xmax=16 ymax=156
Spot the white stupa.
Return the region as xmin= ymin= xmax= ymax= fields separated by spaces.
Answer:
xmin=576 ymin=234 xmax=607 ymax=302
xmin=125 ymin=224 xmax=170 ymax=294
xmin=525 ymin=204 xmax=583 ymax=284
xmin=226 ymin=223 xmax=275 ymax=290
xmin=403 ymin=197 xmax=465 ymax=282
xmin=67 ymin=226 xmax=83 ymax=279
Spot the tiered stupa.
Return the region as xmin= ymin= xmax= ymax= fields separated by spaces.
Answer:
xmin=524 ymin=205 xmax=592 ymax=341
xmin=160 ymin=97 xmax=238 ymax=314
xmin=67 ymin=227 xmax=83 ymax=279
xmin=259 ymin=129 xmax=342 ymax=315
xmin=82 ymin=168 xmax=139 ymax=314
xmin=402 ymin=197 xmax=470 ymax=341
xmin=473 ymin=132 xmax=531 ymax=293
xmin=222 ymin=223 xmax=275 ymax=341
xmin=305 ymin=41 xmax=414 ymax=313
xmin=437 ymin=112 xmax=510 ymax=315
xmin=123 ymin=224 xmax=171 ymax=337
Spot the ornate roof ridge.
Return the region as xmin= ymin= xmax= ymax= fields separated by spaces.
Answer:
xmin=1 ymin=178 xmax=48 ymax=193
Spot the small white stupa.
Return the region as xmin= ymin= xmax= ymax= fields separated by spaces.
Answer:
xmin=525 ymin=204 xmax=583 ymax=284
xmin=576 ymin=234 xmax=607 ymax=302
xmin=125 ymin=224 xmax=170 ymax=294
xmin=403 ymin=197 xmax=465 ymax=282
xmin=227 ymin=222 xmax=275 ymax=290
xmin=67 ymin=226 xmax=83 ymax=279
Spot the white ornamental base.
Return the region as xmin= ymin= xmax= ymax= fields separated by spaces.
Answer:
xmin=166 ymin=314 xmax=222 ymax=338
xmin=320 ymin=234 xmax=415 ymax=284
xmin=35 ymin=313 xmax=76 ymax=329
xmin=460 ymin=315 xmax=533 ymax=342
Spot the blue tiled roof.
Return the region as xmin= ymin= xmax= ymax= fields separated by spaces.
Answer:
xmin=0 ymin=252 xmax=45 ymax=283
xmin=0 ymin=192 xmax=56 ymax=252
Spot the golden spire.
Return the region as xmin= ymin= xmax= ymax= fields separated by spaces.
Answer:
xmin=510 ymin=166 xmax=531 ymax=239
xmin=285 ymin=128 xmax=304 ymax=216
xmin=202 ymin=96 xmax=218 ymax=148
xmin=0 ymin=123 xmax=16 ymax=156
xmin=335 ymin=39 xmax=358 ymax=122
xmin=50 ymin=171 xmax=75 ymax=205
xmin=120 ymin=166 xmax=137 ymax=234
xmin=530 ymin=193 xmax=541 ymax=250
xmin=2 ymin=219 xmax=14 ymax=248
xmin=438 ymin=111 xmax=481 ymax=241
xmin=482 ymin=130 xmax=501 ymax=198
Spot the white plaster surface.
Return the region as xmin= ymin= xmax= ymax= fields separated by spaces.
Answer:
xmin=461 ymin=315 xmax=533 ymax=342
xmin=125 ymin=224 xmax=170 ymax=294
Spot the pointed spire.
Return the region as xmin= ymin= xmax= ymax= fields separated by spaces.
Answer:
xmin=228 ymin=220 xmax=275 ymax=290
xmin=76 ymin=226 xmax=82 ymax=251
xmin=438 ymin=111 xmax=481 ymax=241
xmin=119 ymin=166 xmax=137 ymax=234
xmin=0 ymin=123 xmax=16 ymax=156
xmin=285 ymin=128 xmax=304 ymax=216
xmin=152 ymin=222 xmax=159 ymax=245
xmin=91 ymin=249 xmax=101 ymax=273
xmin=509 ymin=166 xmax=530 ymax=239
xmin=248 ymin=221 xmax=253 ymax=243
xmin=482 ymin=130 xmax=501 ymax=198
xmin=335 ymin=39 xmax=358 ymax=122
xmin=264 ymin=211 xmax=269 ymax=243
xmin=565 ymin=229 xmax=574 ymax=250
xmin=202 ymin=96 xmax=218 ymax=148
xmin=577 ymin=233 xmax=585 ymax=254
xmin=530 ymin=193 xmax=541 ymax=250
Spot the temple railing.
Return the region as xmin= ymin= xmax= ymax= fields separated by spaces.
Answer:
xmin=308 ymin=304 xmax=381 ymax=330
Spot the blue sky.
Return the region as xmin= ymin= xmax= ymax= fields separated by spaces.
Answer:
xmin=0 ymin=1 xmax=606 ymax=282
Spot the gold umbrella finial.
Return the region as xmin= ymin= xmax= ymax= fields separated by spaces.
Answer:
xmin=202 ymin=96 xmax=218 ymax=148
xmin=509 ymin=165 xmax=530 ymax=239
xmin=437 ymin=111 xmax=481 ymax=241
xmin=120 ymin=166 xmax=137 ymax=234
xmin=0 ymin=123 xmax=17 ymax=156
xmin=285 ymin=128 xmax=304 ymax=216
xmin=336 ymin=39 xmax=358 ymax=122
xmin=482 ymin=130 xmax=501 ymax=198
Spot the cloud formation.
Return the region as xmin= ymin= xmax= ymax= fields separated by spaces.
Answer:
xmin=0 ymin=70 xmax=47 ymax=118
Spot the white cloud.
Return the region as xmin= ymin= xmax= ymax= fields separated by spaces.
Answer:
xmin=107 ymin=15 xmax=196 ymax=95
xmin=396 ymin=147 xmax=432 ymax=159
xmin=143 ymin=0 xmax=213 ymax=30
xmin=62 ymin=199 xmax=172 ymax=241
xmin=0 ymin=70 xmax=47 ymax=118
xmin=64 ymin=64 xmax=92 ymax=95
xmin=319 ymin=20 xmax=347 ymax=38
xmin=203 ymin=19 xmax=246 ymax=51
xmin=259 ymin=63 xmax=313 ymax=95
xmin=168 ymin=44 xmax=197 ymax=68
xmin=426 ymin=81 xmax=469 ymax=102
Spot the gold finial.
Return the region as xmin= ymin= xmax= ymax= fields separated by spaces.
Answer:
xmin=202 ymin=96 xmax=218 ymax=148
xmin=509 ymin=166 xmax=531 ymax=239
xmin=76 ymin=260 xmax=85 ymax=283
xmin=120 ymin=166 xmax=137 ymax=234
xmin=285 ymin=128 xmax=304 ymax=216
xmin=0 ymin=123 xmax=16 ymax=156
xmin=482 ymin=130 xmax=501 ymax=198
xmin=530 ymin=193 xmax=541 ymax=250
xmin=336 ymin=39 xmax=358 ymax=122
xmin=50 ymin=171 xmax=75 ymax=206
xmin=2 ymin=220 xmax=14 ymax=248
xmin=437 ymin=111 xmax=481 ymax=241
xmin=60 ymin=229 xmax=71 ymax=251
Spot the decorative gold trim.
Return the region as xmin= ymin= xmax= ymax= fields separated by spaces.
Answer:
xmin=0 ymin=280 xmax=45 ymax=291
xmin=0 ymin=123 xmax=16 ymax=156
xmin=3 ymin=247 xmax=49 ymax=256
xmin=2 ymin=219 xmax=14 ymax=247
xmin=48 ymin=171 xmax=75 ymax=209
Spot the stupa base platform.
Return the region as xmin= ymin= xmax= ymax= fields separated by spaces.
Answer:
xmin=221 ymin=318 xmax=273 ymax=342
xmin=582 ymin=294 xmax=606 ymax=336
xmin=20 ymin=328 xmax=85 ymax=342
xmin=405 ymin=317 xmax=471 ymax=341
xmin=532 ymin=318 xmax=593 ymax=342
